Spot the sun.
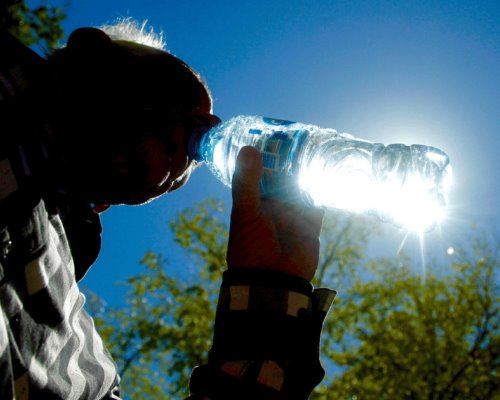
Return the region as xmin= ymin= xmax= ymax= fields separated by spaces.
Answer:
xmin=299 ymin=146 xmax=452 ymax=233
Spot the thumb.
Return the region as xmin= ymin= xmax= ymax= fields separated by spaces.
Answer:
xmin=231 ymin=146 xmax=263 ymax=216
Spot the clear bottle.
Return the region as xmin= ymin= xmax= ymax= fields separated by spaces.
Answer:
xmin=189 ymin=115 xmax=452 ymax=232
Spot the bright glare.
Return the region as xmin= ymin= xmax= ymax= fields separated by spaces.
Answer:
xmin=299 ymin=154 xmax=374 ymax=212
xmin=376 ymin=173 xmax=446 ymax=232
xmin=299 ymin=152 xmax=451 ymax=233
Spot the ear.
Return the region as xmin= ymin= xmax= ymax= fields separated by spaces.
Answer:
xmin=66 ymin=27 xmax=113 ymax=55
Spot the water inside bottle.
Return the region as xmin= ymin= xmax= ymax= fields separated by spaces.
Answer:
xmin=197 ymin=115 xmax=452 ymax=232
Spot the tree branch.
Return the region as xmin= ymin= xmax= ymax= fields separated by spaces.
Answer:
xmin=440 ymin=308 xmax=494 ymax=397
xmin=317 ymin=224 xmax=350 ymax=286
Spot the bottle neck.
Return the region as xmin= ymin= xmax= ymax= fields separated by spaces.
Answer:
xmin=188 ymin=122 xmax=215 ymax=162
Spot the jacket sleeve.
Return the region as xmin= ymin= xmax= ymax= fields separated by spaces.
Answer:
xmin=186 ymin=268 xmax=336 ymax=400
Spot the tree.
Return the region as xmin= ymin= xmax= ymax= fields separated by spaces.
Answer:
xmin=0 ymin=0 xmax=66 ymax=48
xmin=314 ymin=229 xmax=499 ymax=399
xmin=89 ymin=199 xmax=228 ymax=399
xmin=88 ymin=200 xmax=499 ymax=399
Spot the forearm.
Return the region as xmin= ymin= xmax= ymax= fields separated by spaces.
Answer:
xmin=187 ymin=268 xmax=336 ymax=400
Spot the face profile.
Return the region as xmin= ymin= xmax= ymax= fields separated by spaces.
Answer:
xmin=47 ymin=27 xmax=219 ymax=206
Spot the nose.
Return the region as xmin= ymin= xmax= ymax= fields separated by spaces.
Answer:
xmin=189 ymin=109 xmax=221 ymax=128
xmin=207 ymin=114 xmax=222 ymax=128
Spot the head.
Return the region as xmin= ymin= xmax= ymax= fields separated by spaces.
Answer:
xmin=48 ymin=21 xmax=220 ymax=207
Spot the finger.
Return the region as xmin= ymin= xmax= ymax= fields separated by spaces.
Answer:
xmin=297 ymin=207 xmax=325 ymax=237
xmin=231 ymin=146 xmax=263 ymax=217
xmin=271 ymin=200 xmax=325 ymax=238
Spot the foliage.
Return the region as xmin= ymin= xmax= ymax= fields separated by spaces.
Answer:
xmin=313 ymin=211 xmax=381 ymax=289
xmin=89 ymin=200 xmax=499 ymax=399
xmin=312 ymin=229 xmax=499 ymax=400
xmin=0 ymin=0 xmax=66 ymax=48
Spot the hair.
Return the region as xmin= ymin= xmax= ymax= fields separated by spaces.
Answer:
xmin=48 ymin=18 xmax=212 ymax=136
xmin=96 ymin=18 xmax=210 ymax=99
xmin=98 ymin=17 xmax=167 ymax=51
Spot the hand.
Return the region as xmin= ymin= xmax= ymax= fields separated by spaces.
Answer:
xmin=227 ymin=146 xmax=324 ymax=281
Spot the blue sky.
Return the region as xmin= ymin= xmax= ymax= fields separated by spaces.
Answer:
xmin=45 ymin=0 xmax=500 ymax=304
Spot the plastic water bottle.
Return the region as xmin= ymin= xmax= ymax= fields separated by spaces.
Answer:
xmin=189 ymin=115 xmax=452 ymax=232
